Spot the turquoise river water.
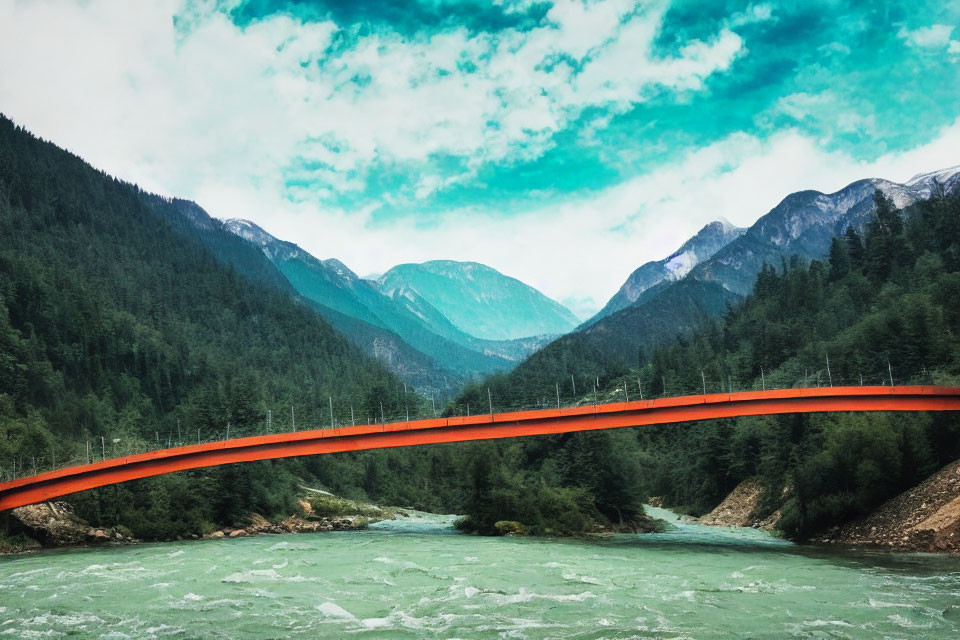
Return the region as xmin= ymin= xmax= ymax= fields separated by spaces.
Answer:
xmin=2 ymin=506 xmax=960 ymax=638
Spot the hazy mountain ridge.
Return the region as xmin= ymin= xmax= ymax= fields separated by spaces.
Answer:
xmin=225 ymin=219 xmax=519 ymax=380
xmin=136 ymin=203 xmax=461 ymax=390
xmin=223 ymin=220 xmax=563 ymax=384
xmin=377 ymin=260 xmax=580 ymax=341
xmin=302 ymin=301 xmax=458 ymax=390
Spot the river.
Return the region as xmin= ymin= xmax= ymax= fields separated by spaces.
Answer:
xmin=1 ymin=506 xmax=960 ymax=638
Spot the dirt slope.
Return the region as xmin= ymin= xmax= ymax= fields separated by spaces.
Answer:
xmin=698 ymin=478 xmax=780 ymax=529
xmin=818 ymin=459 xmax=960 ymax=552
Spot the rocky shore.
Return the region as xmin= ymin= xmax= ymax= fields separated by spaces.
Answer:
xmin=1 ymin=492 xmax=401 ymax=554
xmin=2 ymin=501 xmax=136 ymax=552
xmin=689 ymin=460 xmax=960 ymax=554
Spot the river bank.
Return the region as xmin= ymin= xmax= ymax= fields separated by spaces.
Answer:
xmin=815 ymin=459 xmax=960 ymax=552
xmin=687 ymin=458 xmax=960 ymax=554
xmin=0 ymin=491 xmax=403 ymax=555
xmin=7 ymin=456 xmax=960 ymax=556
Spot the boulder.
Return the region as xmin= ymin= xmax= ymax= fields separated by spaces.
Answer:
xmin=494 ymin=520 xmax=528 ymax=536
xmin=246 ymin=514 xmax=272 ymax=532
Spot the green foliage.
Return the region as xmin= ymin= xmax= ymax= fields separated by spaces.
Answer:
xmin=453 ymin=187 xmax=960 ymax=539
xmin=632 ymin=190 xmax=960 ymax=537
xmin=456 ymin=446 xmax=599 ymax=536
xmin=0 ymin=115 xmax=429 ymax=538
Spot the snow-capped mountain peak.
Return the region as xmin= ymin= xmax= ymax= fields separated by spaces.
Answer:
xmin=906 ymin=165 xmax=960 ymax=186
xmin=322 ymin=258 xmax=360 ymax=282
xmin=584 ymin=218 xmax=746 ymax=326
xmin=224 ymin=218 xmax=275 ymax=248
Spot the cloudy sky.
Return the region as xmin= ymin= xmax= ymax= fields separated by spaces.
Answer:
xmin=1 ymin=1 xmax=958 ymax=318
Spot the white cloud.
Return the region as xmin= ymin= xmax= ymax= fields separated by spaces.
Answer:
xmin=0 ymin=1 xmax=956 ymax=317
xmin=729 ymin=3 xmax=775 ymax=27
xmin=541 ymin=0 xmax=636 ymax=60
xmin=0 ymin=0 xmax=743 ymax=205
xmin=572 ymin=23 xmax=743 ymax=110
xmin=897 ymin=23 xmax=955 ymax=49
xmin=772 ymin=91 xmax=876 ymax=137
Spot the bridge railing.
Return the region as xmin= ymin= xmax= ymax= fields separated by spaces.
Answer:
xmin=2 ymin=366 xmax=954 ymax=482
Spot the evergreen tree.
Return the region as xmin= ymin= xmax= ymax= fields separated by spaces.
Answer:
xmin=828 ymin=237 xmax=850 ymax=281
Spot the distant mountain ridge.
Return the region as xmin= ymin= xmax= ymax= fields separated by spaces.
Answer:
xmin=377 ymin=260 xmax=580 ymax=341
xmin=135 ymin=203 xmax=458 ymax=390
xmin=472 ymin=165 xmax=960 ymax=386
xmin=224 ymin=220 xmax=565 ymax=386
xmin=587 ymin=218 xmax=745 ymax=325
xmin=684 ymin=171 xmax=960 ymax=297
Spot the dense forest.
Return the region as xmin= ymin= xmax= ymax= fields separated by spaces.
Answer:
xmin=0 ymin=116 xmax=445 ymax=540
xmin=3 ymin=112 xmax=960 ymax=545
xmin=452 ymin=188 xmax=960 ymax=538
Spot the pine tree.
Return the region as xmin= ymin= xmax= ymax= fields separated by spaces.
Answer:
xmin=828 ymin=237 xmax=850 ymax=281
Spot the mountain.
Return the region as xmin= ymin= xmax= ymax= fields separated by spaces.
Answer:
xmin=142 ymin=196 xmax=297 ymax=295
xmin=131 ymin=204 xmax=454 ymax=391
xmin=463 ymin=166 xmax=960 ymax=394
xmin=684 ymin=173 xmax=957 ymax=296
xmin=590 ymin=168 xmax=960 ymax=338
xmin=377 ymin=261 xmax=579 ymax=341
xmin=224 ymin=219 xmax=530 ymax=383
xmin=588 ymin=219 xmax=746 ymax=325
xmin=618 ymin=185 xmax=960 ymax=537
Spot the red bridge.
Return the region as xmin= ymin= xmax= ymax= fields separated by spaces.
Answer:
xmin=2 ymin=385 xmax=959 ymax=511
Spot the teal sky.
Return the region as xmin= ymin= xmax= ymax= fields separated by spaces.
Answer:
xmin=207 ymin=0 xmax=960 ymax=221
xmin=1 ymin=0 xmax=958 ymax=316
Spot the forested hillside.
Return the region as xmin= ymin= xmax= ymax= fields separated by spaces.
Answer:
xmin=0 ymin=115 xmax=436 ymax=538
xmin=452 ymin=189 xmax=960 ymax=539
xmin=150 ymin=203 xmax=460 ymax=391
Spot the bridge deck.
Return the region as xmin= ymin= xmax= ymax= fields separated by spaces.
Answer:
xmin=2 ymin=385 xmax=960 ymax=511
